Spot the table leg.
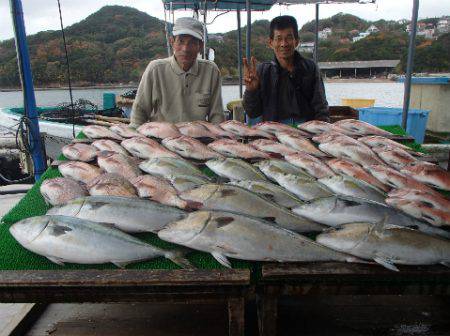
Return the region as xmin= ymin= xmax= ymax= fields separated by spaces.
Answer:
xmin=228 ymin=297 xmax=245 ymax=336
xmin=257 ymin=293 xmax=278 ymax=336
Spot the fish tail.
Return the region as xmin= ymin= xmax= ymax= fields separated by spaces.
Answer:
xmin=165 ymin=249 xmax=195 ymax=269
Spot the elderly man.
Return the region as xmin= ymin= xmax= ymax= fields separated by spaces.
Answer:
xmin=130 ymin=17 xmax=224 ymax=127
xmin=243 ymin=15 xmax=329 ymax=124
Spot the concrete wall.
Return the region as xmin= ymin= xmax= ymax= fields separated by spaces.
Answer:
xmin=410 ymin=84 xmax=450 ymax=133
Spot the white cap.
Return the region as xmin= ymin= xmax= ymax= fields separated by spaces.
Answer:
xmin=172 ymin=17 xmax=204 ymax=42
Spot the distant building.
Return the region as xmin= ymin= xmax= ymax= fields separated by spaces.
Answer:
xmin=352 ymin=32 xmax=370 ymax=42
xmin=437 ymin=18 xmax=450 ymax=34
xmin=297 ymin=42 xmax=314 ymax=53
xmin=208 ymin=34 xmax=224 ymax=43
xmin=318 ymin=27 xmax=332 ymax=39
xmin=366 ymin=25 xmax=380 ymax=34
xmin=417 ymin=28 xmax=435 ymax=39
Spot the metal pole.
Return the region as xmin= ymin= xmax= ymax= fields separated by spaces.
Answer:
xmin=10 ymin=0 xmax=46 ymax=181
xmin=402 ymin=0 xmax=419 ymax=130
xmin=203 ymin=1 xmax=207 ymax=60
xmin=314 ymin=3 xmax=319 ymax=63
xmin=164 ymin=8 xmax=172 ymax=57
xmin=246 ymin=0 xmax=251 ymax=61
xmin=237 ymin=9 xmax=243 ymax=98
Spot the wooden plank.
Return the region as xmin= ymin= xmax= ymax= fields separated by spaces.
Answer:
xmin=227 ymin=297 xmax=245 ymax=336
xmin=262 ymin=262 xmax=450 ymax=281
xmin=0 ymin=303 xmax=35 ymax=336
xmin=0 ymin=269 xmax=250 ymax=287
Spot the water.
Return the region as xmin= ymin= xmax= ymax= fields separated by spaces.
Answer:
xmin=0 ymin=82 xmax=404 ymax=110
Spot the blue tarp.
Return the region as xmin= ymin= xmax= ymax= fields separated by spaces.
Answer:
xmin=162 ymin=0 xmax=276 ymax=11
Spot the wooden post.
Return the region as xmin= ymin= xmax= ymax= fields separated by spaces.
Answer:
xmin=228 ymin=297 xmax=245 ymax=336
xmin=257 ymin=292 xmax=278 ymax=336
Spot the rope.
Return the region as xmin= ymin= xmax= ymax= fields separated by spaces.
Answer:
xmin=56 ymin=0 xmax=76 ymax=138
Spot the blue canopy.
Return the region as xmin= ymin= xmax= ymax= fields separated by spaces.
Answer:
xmin=162 ymin=0 xmax=276 ymax=11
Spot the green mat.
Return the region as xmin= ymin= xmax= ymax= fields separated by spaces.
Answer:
xmin=0 ymin=125 xmax=433 ymax=273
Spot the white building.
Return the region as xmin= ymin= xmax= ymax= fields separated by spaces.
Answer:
xmin=297 ymin=42 xmax=315 ymax=53
xmin=437 ymin=18 xmax=449 ymax=34
xmin=352 ymin=32 xmax=370 ymax=43
xmin=318 ymin=27 xmax=332 ymax=39
xmin=417 ymin=28 xmax=435 ymax=39
xmin=366 ymin=25 xmax=380 ymax=33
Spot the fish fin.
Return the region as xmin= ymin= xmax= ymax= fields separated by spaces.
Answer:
xmin=47 ymin=256 xmax=65 ymax=266
xmin=97 ymin=222 xmax=117 ymax=229
xmin=165 ymin=250 xmax=194 ymax=269
xmin=211 ymin=251 xmax=232 ymax=268
xmin=112 ymin=261 xmax=129 ymax=269
xmin=268 ymin=153 xmax=283 ymax=159
xmin=261 ymin=193 xmax=277 ymax=203
xmin=214 ymin=216 xmax=235 ymax=228
xmin=371 ymin=215 xmax=389 ymax=235
xmin=263 ymin=217 xmax=277 ymax=223
xmin=373 ymin=257 xmax=399 ymax=272
xmin=440 ymin=261 xmax=450 ymax=268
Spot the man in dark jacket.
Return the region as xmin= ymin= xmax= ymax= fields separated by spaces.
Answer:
xmin=243 ymin=15 xmax=329 ymax=124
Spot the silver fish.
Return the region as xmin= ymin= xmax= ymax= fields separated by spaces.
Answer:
xmin=293 ymin=195 xmax=450 ymax=239
xmin=92 ymin=139 xmax=129 ymax=156
xmin=316 ymin=221 xmax=450 ymax=271
xmin=109 ymin=123 xmax=141 ymax=138
xmin=285 ymin=152 xmax=336 ymax=179
xmin=179 ymin=184 xmax=325 ymax=233
xmin=318 ymin=175 xmax=386 ymax=203
xmin=206 ymin=157 xmax=268 ymax=181
xmin=47 ymin=195 xmax=187 ymax=233
xmin=40 ymin=177 xmax=88 ymax=206
xmin=158 ymin=210 xmax=358 ymax=268
xmin=275 ymin=132 xmax=326 ymax=157
xmin=139 ymin=157 xmax=207 ymax=179
xmin=270 ymin=173 xmax=333 ymax=201
xmin=162 ymin=136 xmax=223 ymax=160
xmin=82 ymin=125 xmax=123 ymax=141
xmin=167 ymin=174 xmax=210 ymax=192
xmin=319 ymin=141 xmax=383 ymax=167
xmin=255 ymin=159 xmax=314 ymax=181
xmin=229 ymin=180 xmax=304 ymax=208
xmin=10 ymin=215 xmax=190 ymax=268
xmin=97 ymin=151 xmax=140 ymax=180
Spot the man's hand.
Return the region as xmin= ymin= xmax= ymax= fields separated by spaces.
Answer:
xmin=243 ymin=56 xmax=260 ymax=92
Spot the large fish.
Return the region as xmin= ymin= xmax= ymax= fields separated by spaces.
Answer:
xmin=40 ymin=177 xmax=88 ymax=206
xmin=139 ymin=157 xmax=207 ymax=179
xmin=179 ymin=184 xmax=326 ymax=233
xmin=298 ymin=120 xmax=352 ymax=135
xmin=92 ymin=139 xmax=129 ymax=156
xmin=385 ymin=198 xmax=450 ymax=227
xmin=97 ymin=151 xmax=140 ymax=180
xmin=58 ymin=161 xmax=103 ymax=184
xmin=62 ymin=143 xmax=97 ymax=162
xmin=319 ymin=141 xmax=383 ymax=167
xmin=285 ymin=152 xmax=336 ymax=179
xmin=121 ymin=136 xmax=179 ymax=159
xmin=207 ymin=139 xmax=270 ymax=160
xmin=367 ymin=164 xmax=436 ymax=193
xmin=137 ymin=121 xmax=181 ymax=139
xmin=109 ymin=123 xmax=141 ymax=138
xmin=130 ymin=175 xmax=195 ymax=209
xmin=327 ymin=158 xmax=389 ymax=192
xmin=250 ymin=139 xmax=298 ymax=157
xmin=388 ymin=188 xmax=450 ymax=212
xmin=270 ymin=173 xmax=333 ymax=201
xmin=86 ymin=173 xmax=137 ymax=197
xmin=229 ymin=180 xmax=304 ymax=208
xmin=219 ymin=120 xmax=274 ymax=139
xmin=318 ymin=175 xmax=386 ymax=203
xmin=275 ymin=132 xmax=327 ymax=157
xmin=206 ymin=157 xmax=268 ymax=181
xmin=177 ymin=121 xmax=218 ymax=139
xmin=253 ymin=121 xmax=311 ymax=137
xmin=293 ymin=195 xmax=450 ymax=239
xmin=255 ymin=159 xmax=314 ymax=181
xmin=316 ymin=221 xmax=450 ymax=271
xmin=401 ymin=162 xmax=450 ymax=191
xmin=162 ymin=136 xmax=223 ymax=160
xmin=359 ymin=135 xmax=417 ymax=154
xmin=82 ymin=125 xmax=123 ymax=141
xmin=194 ymin=121 xmax=236 ymax=139
xmin=312 ymin=131 xmax=359 ymax=145
xmin=158 ymin=211 xmax=359 ymax=268
xmin=167 ymin=174 xmax=210 ymax=192
xmin=373 ymin=146 xmax=418 ymax=169
xmin=47 ymin=195 xmax=187 ymax=233
xmin=10 ymin=215 xmax=190 ymax=268
xmin=334 ymin=119 xmax=393 ymax=137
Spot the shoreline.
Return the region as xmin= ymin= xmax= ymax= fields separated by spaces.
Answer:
xmin=0 ymin=78 xmax=396 ymax=92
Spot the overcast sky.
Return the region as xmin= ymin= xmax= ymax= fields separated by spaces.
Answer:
xmin=0 ymin=0 xmax=448 ymax=42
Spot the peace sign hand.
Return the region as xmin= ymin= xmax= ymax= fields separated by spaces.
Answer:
xmin=243 ymin=56 xmax=260 ymax=92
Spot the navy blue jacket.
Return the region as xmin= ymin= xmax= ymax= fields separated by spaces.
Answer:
xmin=242 ymin=51 xmax=329 ymax=122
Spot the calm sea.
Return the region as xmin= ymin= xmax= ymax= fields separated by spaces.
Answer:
xmin=0 ymin=82 xmax=405 ymax=110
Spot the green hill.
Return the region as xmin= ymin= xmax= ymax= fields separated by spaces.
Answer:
xmin=0 ymin=6 xmax=448 ymax=88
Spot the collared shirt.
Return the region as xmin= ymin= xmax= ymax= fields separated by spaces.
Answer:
xmin=277 ymin=68 xmax=301 ymax=120
xmin=130 ymin=56 xmax=224 ymax=127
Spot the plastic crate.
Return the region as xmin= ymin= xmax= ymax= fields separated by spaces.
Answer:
xmin=358 ymin=107 xmax=430 ymax=143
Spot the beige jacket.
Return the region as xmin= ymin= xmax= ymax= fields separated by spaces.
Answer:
xmin=130 ymin=56 xmax=224 ymax=127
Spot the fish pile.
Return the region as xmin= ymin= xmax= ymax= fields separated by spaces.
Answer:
xmin=9 ymin=119 xmax=450 ymax=271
